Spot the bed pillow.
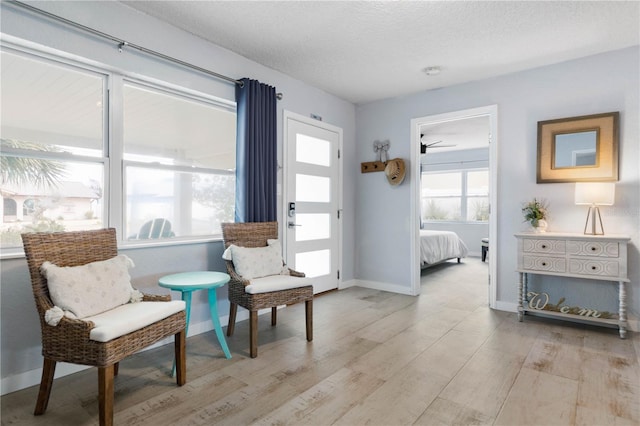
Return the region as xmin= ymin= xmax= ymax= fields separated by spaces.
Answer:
xmin=228 ymin=242 xmax=283 ymax=280
xmin=40 ymin=255 xmax=136 ymax=319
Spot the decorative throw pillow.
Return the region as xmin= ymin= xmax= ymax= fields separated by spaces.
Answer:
xmin=267 ymin=239 xmax=290 ymax=275
xmin=229 ymin=243 xmax=283 ymax=280
xmin=40 ymin=255 xmax=136 ymax=319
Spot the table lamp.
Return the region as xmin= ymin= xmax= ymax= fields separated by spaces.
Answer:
xmin=574 ymin=182 xmax=615 ymax=235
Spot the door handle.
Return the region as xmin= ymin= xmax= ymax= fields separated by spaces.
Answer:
xmin=288 ymin=221 xmax=301 ymax=228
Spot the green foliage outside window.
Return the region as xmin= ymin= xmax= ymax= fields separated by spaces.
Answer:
xmin=471 ymin=199 xmax=490 ymax=221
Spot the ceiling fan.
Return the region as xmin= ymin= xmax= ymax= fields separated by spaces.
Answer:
xmin=420 ymin=134 xmax=456 ymax=153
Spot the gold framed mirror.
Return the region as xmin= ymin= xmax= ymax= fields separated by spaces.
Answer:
xmin=537 ymin=112 xmax=619 ymax=183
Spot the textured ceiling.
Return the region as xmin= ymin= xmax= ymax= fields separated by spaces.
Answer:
xmin=122 ymin=1 xmax=640 ymax=105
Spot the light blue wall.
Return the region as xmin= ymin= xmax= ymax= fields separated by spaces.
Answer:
xmin=355 ymin=46 xmax=639 ymax=315
xmin=0 ymin=1 xmax=356 ymax=392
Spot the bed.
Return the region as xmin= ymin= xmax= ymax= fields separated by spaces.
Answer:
xmin=420 ymin=230 xmax=469 ymax=268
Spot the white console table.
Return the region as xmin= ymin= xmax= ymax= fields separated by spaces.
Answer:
xmin=515 ymin=232 xmax=631 ymax=338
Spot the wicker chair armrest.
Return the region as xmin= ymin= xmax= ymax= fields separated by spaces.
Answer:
xmin=142 ymin=293 xmax=171 ymax=302
xmin=229 ymin=269 xmax=251 ymax=286
xmin=53 ymin=316 xmax=95 ymax=333
xmin=225 ymin=260 xmax=250 ymax=286
xmin=288 ymin=268 xmax=306 ymax=278
xmin=36 ymin=295 xmax=95 ymax=333
xmin=35 ymin=294 xmax=55 ymax=312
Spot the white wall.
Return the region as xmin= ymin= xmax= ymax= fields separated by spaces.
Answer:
xmin=355 ymin=47 xmax=639 ymax=317
xmin=0 ymin=1 xmax=356 ymax=394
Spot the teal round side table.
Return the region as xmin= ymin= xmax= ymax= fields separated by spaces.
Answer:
xmin=159 ymin=271 xmax=232 ymax=375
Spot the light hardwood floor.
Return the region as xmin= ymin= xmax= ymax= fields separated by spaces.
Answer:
xmin=2 ymin=257 xmax=639 ymax=425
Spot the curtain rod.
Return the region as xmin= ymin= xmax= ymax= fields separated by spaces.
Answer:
xmin=9 ymin=0 xmax=282 ymax=98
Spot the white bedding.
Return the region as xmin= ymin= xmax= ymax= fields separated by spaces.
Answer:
xmin=420 ymin=230 xmax=469 ymax=266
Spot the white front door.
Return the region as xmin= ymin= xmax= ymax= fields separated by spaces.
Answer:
xmin=283 ymin=112 xmax=342 ymax=294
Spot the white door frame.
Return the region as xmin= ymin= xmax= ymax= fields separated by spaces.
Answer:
xmin=410 ymin=105 xmax=498 ymax=308
xmin=282 ymin=110 xmax=343 ymax=291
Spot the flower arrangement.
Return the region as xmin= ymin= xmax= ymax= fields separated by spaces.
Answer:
xmin=522 ymin=198 xmax=548 ymax=228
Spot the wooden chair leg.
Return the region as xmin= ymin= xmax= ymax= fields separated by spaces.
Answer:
xmin=175 ymin=329 xmax=186 ymax=386
xmin=250 ymin=310 xmax=258 ymax=358
xmin=34 ymin=358 xmax=56 ymax=415
xmin=271 ymin=307 xmax=277 ymax=326
xmin=98 ymin=365 xmax=115 ymax=426
xmin=227 ymin=303 xmax=237 ymax=336
xmin=305 ymin=299 xmax=313 ymax=342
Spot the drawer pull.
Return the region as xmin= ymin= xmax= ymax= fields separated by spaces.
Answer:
xmin=591 ymin=266 xmax=597 ymax=270
xmin=542 ymin=262 xmax=547 ymax=266
xmin=541 ymin=245 xmax=547 ymax=249
xmin=591 ymin=247 xmax=597 ymax=251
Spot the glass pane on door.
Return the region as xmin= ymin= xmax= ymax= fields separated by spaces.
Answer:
xmin=296 ymin=174 xmax=330 ymax=202
xmin=295 ymin=249 xmax=331 ymax=278
xmin=296 ymin=213 xmax=330 ymax=241
xmin=296 ymin=134 xmax=331 ymax=167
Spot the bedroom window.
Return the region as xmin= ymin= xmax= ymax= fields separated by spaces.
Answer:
xmin=421 ymin=169 xmax=489 ymax=223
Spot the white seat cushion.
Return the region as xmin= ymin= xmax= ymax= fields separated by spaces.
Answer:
xmin=245 ymin=275 xmax=312 ymax=294
xmin=84 ymin=300 xmax=186 ymax=342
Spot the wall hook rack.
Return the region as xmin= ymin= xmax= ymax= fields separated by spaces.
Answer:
xmin=361 ymin=140 xmax=390 ymax=173
xmin=361 ymin=161 xmax=386 ymax=173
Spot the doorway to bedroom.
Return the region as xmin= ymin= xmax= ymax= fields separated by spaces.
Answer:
xmin=410 ymin=106 xmax=497 ymax=308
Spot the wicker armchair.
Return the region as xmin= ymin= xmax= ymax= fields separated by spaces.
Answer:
xmin=21 ymin=228 xmax=187 ymax=426
xmin=221 ymin=222 xmax=313 ymax=358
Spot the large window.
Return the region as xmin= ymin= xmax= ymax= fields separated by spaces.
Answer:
xmin=1 ymin=49 xmax=106 ymax=250
xmin=0 ymin=46 xmax=236 ymax=253
xmin=421 ymin=169 xmax=489 ymax=223
xmin=123 ymin=82 xmax=236 ymax=240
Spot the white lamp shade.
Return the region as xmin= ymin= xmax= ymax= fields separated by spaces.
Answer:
xmin=575 ymin=182 xmax=615 ymax=205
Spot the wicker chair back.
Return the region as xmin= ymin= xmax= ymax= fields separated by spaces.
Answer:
xmin=20 ymin=228 xmax=186 ymax=426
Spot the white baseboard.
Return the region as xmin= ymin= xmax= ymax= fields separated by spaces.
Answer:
xmin=339 ymin=279 xmax=357 ymax=290
xmin=494 ymin=300 xmax=518 ymax=313
xmin=351 ymin=279 xmax=415 ymax=296
xmin=1 ymin=362 xmax=91 ymax=397
xmin=0 ymin=307 xmax=271 ymax=396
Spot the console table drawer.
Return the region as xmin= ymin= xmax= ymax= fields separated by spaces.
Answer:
xmin=567 ymin=240 xmax=619 ymax=258
xmin=569 ymin=259 xmax=619 ymax=277
xmin=523 ymin=255 xmax=566 ymax=273
xmin=522 ymin=239 xmax=566 ymax=254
